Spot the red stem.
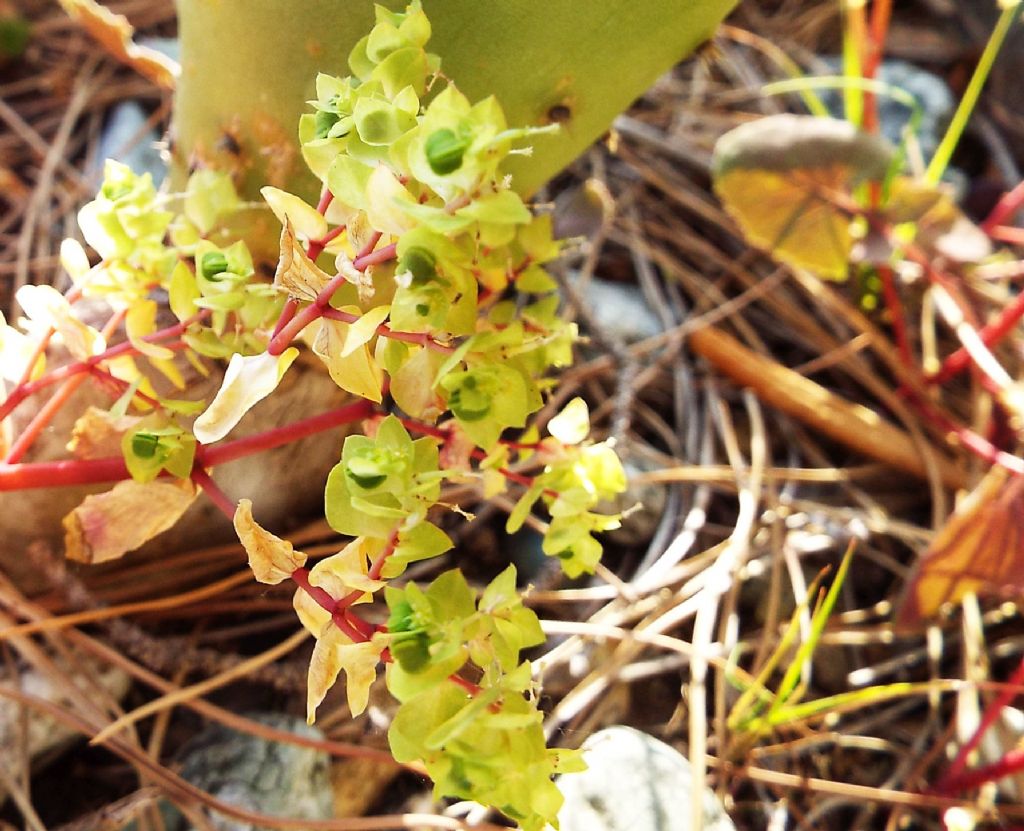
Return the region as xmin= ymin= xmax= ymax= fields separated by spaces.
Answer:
xmin=982 ymin=179 xmax=1024 ymax=233
xmin=290 ymin=567 xmax=371 ymax=643
xmin=936 ymin=749 xmax=1024 ymax=794
xmin=190 ymin=467 xmax=236 ymax=520
xmin=5 ymin=308 xmax=127 ymax=463
xmin=0 ymin=311 xmax=207 ymax=423
xmin=927 ymin=290 xmax=1024 ymax=385
xmin=0 ymin=399 xmax=376 ymax=491
xmin=321 ymin=308 xmax=453 ymax=353
xmin=861 ymin=0 xmax=892 ymax=135
xmin=397 ymin=416 xmax=553 ymax=493
xmin=877 ymin=266 xmax=913 ymax=367
xmin=937 ymin=654 xmax=1024 ymax=791
xmin=989 ymin=225 xmax=1024 ymax=246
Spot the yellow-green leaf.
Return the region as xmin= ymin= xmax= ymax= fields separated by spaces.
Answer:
xmin=712 ymin=114 xmax=894 ymax=280
xmin=313 ymin=319 xmax=383 ymax=402
xmin=262 ymin=186 xmax=329 ymax=241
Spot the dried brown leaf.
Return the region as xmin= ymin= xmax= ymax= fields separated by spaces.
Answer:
xmin=63 ymin=479 xmax=198 ymax=564
xmin=67 ymin=406 xmax=142 ymax=460
xmin=234 ymin=497 xmax=307 ymax=584
xmin=898 ymin=468 xmax=1024 ymax=624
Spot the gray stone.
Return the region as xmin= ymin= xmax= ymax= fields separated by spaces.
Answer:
xmin=92 ymin=39 xmax=178 ymax=186
xmin=94 ymin=100 xmax=166 ymax=186
xmin=818 ymin=58 xmax=954 ymax=161
xmin=168 ymin=714 xmax=333 ymax=830
xmin=557 ymin=726 xmax=736 ymax=831
xmin=577 ymin=277 xmax=662 ymax=344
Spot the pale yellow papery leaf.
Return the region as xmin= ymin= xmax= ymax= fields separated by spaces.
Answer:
xmin=313 ymin=320 xmax=383 ymax=402
xmin=234 ymin=498 xmax=307 ymax=585
xmin=193 ymin=348 xmax=299 ymax=444
xmin=548 ymin=397 xmax=591 ymax=445
xmin=16 ymin=284 xmax=104 ymax=362
xmin=307 ymin=625 xmax=384 ymax=722
xmin=0 ymin=312 xmax=44 ymax=384
xmin=262 ymin=187 xmax=329 ymax=241
xmin=57 ymin=0 xmax=178 ymax=89
xmin=309 ymin=537 xmax=386 ymax=602
xmin=275 ymin=219 xmax=332 ymax=302
xmin=335 ymin=252 xmax=375 ymax=303
xmin=63 ymin=479 xmax=198 ymax=564
xmin=67 ymin=406 xmax=142 ymax=459
xmin=59 ymin=239 xmax=92 ymax=285
xmin=294 ymin=586 xmax=331 ymax=637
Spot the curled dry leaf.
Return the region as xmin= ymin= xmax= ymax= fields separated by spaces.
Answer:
xmin=275 ymin=219 xmax=332 ymax=301
xmin=898 ymin=468 xmax=1024 ymax=625
xmin=234 ymin=498 xmax=307 ymax=584
xmin=57 ymin=0 xmax=178 ymax=89
xmin=67 ymin=406 xmax=142 ymax=460
xmin=312 ymin=537 xmax=387 ymax=601
xmin=64 ymin=479 xmax=198 ymax=564
xmin=307 ymin=625 xmax=385 ymax=722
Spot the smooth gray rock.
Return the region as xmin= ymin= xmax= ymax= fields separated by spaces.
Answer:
xmin=578 ymin=277 xmax=662 ymax=344
xmin=818 ymin=58 xmax=954 ymax=161
xmin=169 ymin=714 xmax=333 ymax=831
xmin=92 ymin=39 xmax=178 ymax=185
xmin=557 ymin=726 xmax=736 ymax=831
xmin=94 ymin=100 xmax=167 ymax=185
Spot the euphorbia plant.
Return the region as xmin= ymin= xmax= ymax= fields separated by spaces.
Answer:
xmin=0 ymin=3 xmax=654 ymax=826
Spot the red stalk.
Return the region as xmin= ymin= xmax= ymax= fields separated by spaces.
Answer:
xmin=982 ymin=179 xmax=1024 ymax=233
xmin=190 ymin=467 xmax=236 ymax=520
xmin=0 ymin=399 xmax=375 ymax=491
xmin=937 ymin=655 xmax=1024 ymax=791
xmin=927 ymin=290 xmax=1024 ymax=385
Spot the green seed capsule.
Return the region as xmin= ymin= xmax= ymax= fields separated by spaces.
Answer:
xmin=399 ymin=247 xmax=436 ymax=284
xmin=424 ymin=128 xmax=469 ymax=175
xmin=390 ymin=630 xmax=430 ymax=672
xmin=201 ymin=251 xmax=229 ymax=281
xmin=314 ymin=109 xmax=340 ymax=139
xmin=131 ymin=432 xmax=160 ymax=459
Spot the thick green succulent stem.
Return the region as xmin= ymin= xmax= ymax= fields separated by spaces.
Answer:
xmin=172 ymin=0 xmax=735 ymax=201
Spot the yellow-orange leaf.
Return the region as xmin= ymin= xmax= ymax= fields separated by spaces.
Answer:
xmin=234 ymin=498 xmax=307 ymax=584
xmin=57 ymin=0 xmax=178 ymax=89
xmin=898 ymin=468 xmax=1024 ymax=624
xmin=63 ymin=479 xmax=197 ymax=564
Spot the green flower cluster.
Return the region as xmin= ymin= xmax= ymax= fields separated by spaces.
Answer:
xmin=386 ymin=567 xmax=585 ymax=831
